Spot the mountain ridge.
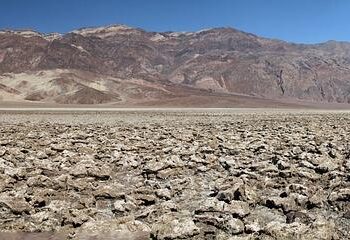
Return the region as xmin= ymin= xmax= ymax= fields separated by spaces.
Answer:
xmin=1 ymin=24 xmax=350 ymax=107
xmin=3 ymin=24 xmax=349 ymax=45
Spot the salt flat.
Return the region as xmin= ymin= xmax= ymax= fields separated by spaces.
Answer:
xmin=0 ymin=110 xmax=349 ymax=239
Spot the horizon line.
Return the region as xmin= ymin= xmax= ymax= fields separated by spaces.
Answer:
xmin=0 ymin=22 xmax=346 ymax=45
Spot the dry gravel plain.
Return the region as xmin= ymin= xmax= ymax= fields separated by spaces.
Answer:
xmin=0 ymin=109 xmax=349 ymax=240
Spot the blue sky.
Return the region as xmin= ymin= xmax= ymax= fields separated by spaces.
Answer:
xmin=0 ymin=0 xmax=349 ymax=43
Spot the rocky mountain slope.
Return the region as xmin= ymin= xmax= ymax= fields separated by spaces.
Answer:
xmin=1 ymin=25 xmax=350 ymax=106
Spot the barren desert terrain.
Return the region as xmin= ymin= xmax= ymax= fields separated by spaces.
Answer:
xmin=0 ymin=109 xmax=349 ymax=239
xmin=4 ymin=25 xmax=350 ymax=107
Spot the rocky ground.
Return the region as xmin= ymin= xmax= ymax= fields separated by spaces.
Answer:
xmin=0 ymin=110 xmax=349 ymax=239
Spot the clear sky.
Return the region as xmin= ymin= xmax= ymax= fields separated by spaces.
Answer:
xmin=0 ymin=0 xmax=349 ymax=44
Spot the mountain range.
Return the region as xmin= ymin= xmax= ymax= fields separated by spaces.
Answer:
xmin=1 ymin=24 xmax=350 ymax=107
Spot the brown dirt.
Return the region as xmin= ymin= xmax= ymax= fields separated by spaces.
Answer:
xmin=0 ymin=110 xmax=349 ymax=239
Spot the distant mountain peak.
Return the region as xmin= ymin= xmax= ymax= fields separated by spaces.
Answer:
xmin=0 ymin=29 xmax=62 ymax=41
xmin=0 ymin=29 xmax=42 ymax=38
xmin=71 ymin=24 xmax=139 ymax=38
xmin=1 ymin=24 xmax=350 ymax=106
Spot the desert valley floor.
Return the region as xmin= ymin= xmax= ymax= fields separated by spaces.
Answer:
xmin=0 ymin=109 xmax=349 ymax=239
